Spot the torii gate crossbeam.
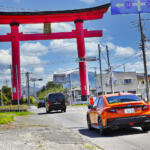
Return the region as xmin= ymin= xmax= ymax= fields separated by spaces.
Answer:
xmin=0 ymin=4 xmax=110 ymax=104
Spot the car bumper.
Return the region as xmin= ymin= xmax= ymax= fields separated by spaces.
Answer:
xmin=49 ymin=105 xmax=66 ymax=110
xmin=106 ymin=115 xmax=150 ymax=129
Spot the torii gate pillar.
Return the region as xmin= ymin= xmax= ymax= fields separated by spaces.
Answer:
xmin=0 ymin=3 xmax=110 ymax=104
xmin=75 ymin=20 xmax=89 ymax=101
xmin=10 ymin=23 xmax=21 ymax=104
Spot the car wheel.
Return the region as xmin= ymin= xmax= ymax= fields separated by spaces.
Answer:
xmin=142 ymin=126 xmax=150 ymax=132
xmin=87 ymin=115 xmax=92 ymax=130
xmin=98 ymin=118 xmax=105 ymax=135
xmin=46 ymin=107 xmax=50 ymax=113
xmin=61 ymin=109 xmax=66 ymax=113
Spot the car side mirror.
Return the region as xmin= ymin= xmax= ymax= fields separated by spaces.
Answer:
xmin=88 ymin=105 xmax=93 ymax=109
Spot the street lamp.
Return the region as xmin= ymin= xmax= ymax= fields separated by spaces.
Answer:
xmin=30 ymin=78 xmax=43 ymax=98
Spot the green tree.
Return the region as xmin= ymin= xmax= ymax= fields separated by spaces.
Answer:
xmin=0 ymin=86 xmax=12 ymax=105
xmin=37 ymin=81 xmax=65 ymax=99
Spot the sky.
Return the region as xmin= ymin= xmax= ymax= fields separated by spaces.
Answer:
xmin=0 ymin=0 xmax=150 ymax=88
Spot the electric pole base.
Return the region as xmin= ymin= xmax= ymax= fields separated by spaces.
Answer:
xmin=81 ymin=95 xmax=89 ymax=101
xmin=12 ymin=100 xmax=22 ymax=105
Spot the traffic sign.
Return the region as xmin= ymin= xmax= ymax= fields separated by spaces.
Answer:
xmin=76 ymin=57 xmax=85 ymax=62
xmin=111 ymin=0 xmax=150 ymax=15
xmin=76 ymin=57 xmax=97 ymax=62
xmin=86 ymin=57 xmax=97 ymax=61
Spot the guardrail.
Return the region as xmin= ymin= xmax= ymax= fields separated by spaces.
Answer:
xmin=0 ymin=105 xmax=28 ymax=112
xmin=72 ymin=101 xmax=89 ymax=105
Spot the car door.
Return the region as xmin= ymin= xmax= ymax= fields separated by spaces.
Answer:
xmin=95 ymin=97 xmax=103 ymax=125
xmin=89 ymin=98 xmax=99 ymax=125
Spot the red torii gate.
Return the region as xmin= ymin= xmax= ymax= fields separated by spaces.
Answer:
xmin=0 ymin=3 xmax=109 ymax=104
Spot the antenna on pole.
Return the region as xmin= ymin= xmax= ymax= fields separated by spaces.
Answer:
xmin=139 ymin=13 xmax=149 ymax=102
xmin=106 ymin=45 xmax=114 ymax=93
xmin=98 ymin=44 xmax=103 ymax=95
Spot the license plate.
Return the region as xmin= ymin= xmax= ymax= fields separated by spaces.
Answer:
xmin=124 ymin=108 xmax=135 ymax=114
xmin=54 ymin=102 xmax=61 ymax=104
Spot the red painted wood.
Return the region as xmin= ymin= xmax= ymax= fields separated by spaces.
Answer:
xmin=0 ymin=30 xmax=102 ymax=42
xmin=0 ymin=34 xmax=11 ymax=42
xmin=10 ymin=24 xmax=21 ymax=102
xmin=75 ymin=21 xmax=90 ymax=97
xmin=0 ymin=4 xmax=109 ymax=24
xmin=0 ymin=4 xmax=110 ymax=102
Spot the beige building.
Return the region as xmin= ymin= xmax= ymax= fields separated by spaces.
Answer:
xmin=96 ymin=72 xmax=138 ymax=94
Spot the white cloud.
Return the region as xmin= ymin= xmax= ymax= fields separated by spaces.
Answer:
xmin=115 ymin=46 xmax=135 ymax=57
xmin=20 ymin=22 xmax=74 ymax=33
xmin=20 ymin=24 xmax=43 ymax=33
xmin=21 ymin=42 xmax=48 ymax=56
xmin=49 ymin=39 xmax=77 ymax=53
xmin=106 ymin=42 xmax=135 ymax=57
xmin=0 ymin=25 xmax=10 ymax=34
xmin=21 ymin=55 xmax=41 ymax=66
xmin=52 ymin=23 xmax=74 ymax=32
xmin=49 ymin=38 xmax=100 ymax=56
xmin=0 ymin=49 xmax=11 ymax=65
xmin=107 ymin=42 xmax=116 ymax=50
xmin=34 ymin=67 xmax=44 ymax=74
xmin=80 ymin=0 xmax=95 ymax=4
xmin=126 ymin=61 xmax=144 ymax=73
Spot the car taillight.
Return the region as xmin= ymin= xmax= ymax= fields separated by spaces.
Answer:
xmin=108 ymin=118 xmax=115 ymax=122
xmin=147 ymin=115 xmax=150 ymax=118
xmin=106 ymin=108 xmax=116 ymax=113
xmin=48 ymin=101 xmax=50 ymax=106
xmin=142 ymin=105 xmax=150 ymax=111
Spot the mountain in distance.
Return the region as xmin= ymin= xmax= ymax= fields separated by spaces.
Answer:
xmin=64 ymin=71 xmax=96 ymax=89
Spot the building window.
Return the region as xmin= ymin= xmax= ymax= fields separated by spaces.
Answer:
xmin=128 ymin=91 xmax=136 ymax=94
xmin=141 ymin=81 xmax=145 ymax=84
xmin=113 ymin=80 xmax=118 ymax=85
xmin=123 ymin=79 xmax=132 ymax=84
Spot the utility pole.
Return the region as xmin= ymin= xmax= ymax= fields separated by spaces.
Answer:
xmin=98 ymin=44 xmax=103 ymax=95
xmin=90 ymin=67 xmax=98 ymax=97
xmin=69 ymin=73 xmax=73 ymax=104
xmin=15 ymin=65 xmax=20 ymax=107
xmin=33 ymin=80 xmax=36 ymax=97
xmin=10 ymin=64 xmax=13 ymax=102
xmin=123 ymin=64 xmax=126 ymax=72
xmin=93 ymin=67 xmax=98 ymax=97
xmin=1 ymin=86 xmax=4 ymax=106
xmin=106 ymin=45 xmax=114 ymax=93
xmin=26 ymin=72 xmax=30 ymax=105
xmin=139 ymin=13 xmax=149 ymax=102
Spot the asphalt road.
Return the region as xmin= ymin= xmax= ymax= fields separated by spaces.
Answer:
xmin=37 ymin=106 xmax=150 ymax=150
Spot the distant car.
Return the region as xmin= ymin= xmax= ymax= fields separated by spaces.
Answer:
xmin=45 ymin=93 xmax=66 ymax=113
xmin=87 ymin=93 xmax=150 ymax=135
xmin=37 ymin=100 xmax=45 ymax=108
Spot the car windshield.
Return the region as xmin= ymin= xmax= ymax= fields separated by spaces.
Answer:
xmin=48 ymin=93 xmax=65 ymax=102
xmin=39 ymin=100 xmax=45 ymax=103
xmin=106 ymin=95 xmax=140 ymax=104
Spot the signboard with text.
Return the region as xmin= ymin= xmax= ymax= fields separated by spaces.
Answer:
xmin=53 ymin=74 xmax=66 ymax=83
xmin=111 ymin=0 xmax=150 ymax=15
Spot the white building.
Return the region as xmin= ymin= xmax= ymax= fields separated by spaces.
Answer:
xmin=96 ymin=72 xmax=138 ymax=94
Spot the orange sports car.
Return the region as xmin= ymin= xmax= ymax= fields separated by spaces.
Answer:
xmin=87 ymin=93 xmax=150 ymax=135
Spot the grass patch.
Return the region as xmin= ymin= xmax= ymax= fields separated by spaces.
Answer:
xmin=0 ymin=111 xmax=32 ymax=124
xmin=83 ymin=143 xmax=103 ymax=150
xmin=0 ymin=111 xmax=33 ymax=116
xmin=0 ymin=105 xmax=28 ymax=109
xmin=0 ymin=114 xmax=14 ymax=124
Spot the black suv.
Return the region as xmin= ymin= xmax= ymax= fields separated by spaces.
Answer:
xmin=45 ymin=93 xmax=66 ymax=113
xmin=37 ymin=100 xmax=45 ymax=108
